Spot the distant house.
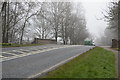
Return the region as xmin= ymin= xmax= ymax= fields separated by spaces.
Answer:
xmin=32 ymin=38 xmax=57 ymax=44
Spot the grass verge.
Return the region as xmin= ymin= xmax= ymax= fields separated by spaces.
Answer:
xmin=111 ymin=48 xmax=120 ymax=51
xmin=42 ymin=47 xmax=116 ymax=78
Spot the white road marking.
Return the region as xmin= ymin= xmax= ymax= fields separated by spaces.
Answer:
xmin=2 ymin=51 xmax=20 ymax=57
xmin=1 ymin=45 xmax=82 ymax=62
xmin=12 ymin=50 xmax=26 ymax=54
xmin=19 ymin=49 xmax=30 ymax=52
xmin=0 ymin=55 xmax=3 ymax=58
xmin=2 ymin=52 xmax=7 ymax=53
xmin=1 ymin=47 xmax=64 ymax=62
xmin=28 ymin=51 xmax=83 ymax=78
xmin=3 ymin=52 xmax=18 ymax=56
xmin=0 ymin=55 xmax=3 ymax=62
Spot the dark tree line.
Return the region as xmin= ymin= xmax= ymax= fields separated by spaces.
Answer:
xmin=95 ymin=1 xmax=120 ymax=47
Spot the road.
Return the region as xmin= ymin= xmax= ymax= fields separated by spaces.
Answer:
xmin=1 ymin=45 xmax=94 ymax=78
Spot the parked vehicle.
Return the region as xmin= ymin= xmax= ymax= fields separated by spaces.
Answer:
xmin=84 ymin=40 xmax=94 ymax=46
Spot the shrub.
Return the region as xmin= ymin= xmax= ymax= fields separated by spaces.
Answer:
xmin=1 ymin=43 xmax=12 ymax=46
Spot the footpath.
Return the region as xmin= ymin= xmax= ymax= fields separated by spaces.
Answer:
xmin=101 ymin=46 xmax=119 ymax=79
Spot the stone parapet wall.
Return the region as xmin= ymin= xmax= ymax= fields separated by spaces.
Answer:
xmin=32 ymin=38 xmax=56 ymax=44
xmin=112 ymin=39 xmax=120 ymax=48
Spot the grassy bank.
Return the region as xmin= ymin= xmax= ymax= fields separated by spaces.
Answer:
xmin=1 ymin=43 xmax=45 ymax=48
xmin=111 ymin=48 xmax=120 ymax=51
xmin=43 ymin=47 xmax=116 ymax=78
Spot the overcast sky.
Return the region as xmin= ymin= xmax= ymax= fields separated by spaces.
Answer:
xmin=79 ymin=0 xmax=113 ymax=38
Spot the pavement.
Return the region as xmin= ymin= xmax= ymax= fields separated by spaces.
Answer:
xmin=1 ymin=44 xmax=94 ymax=78
xmin=100 ymin=46 xmax=119 ymax=79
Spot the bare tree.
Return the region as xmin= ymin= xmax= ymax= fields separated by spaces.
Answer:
xmin=1 ymin=2 xmax=9 ymax=43
xmin=1 ymin=2 xmax=89 ymax=45
xmin=19 ymin=2 xmax=40 ymax=44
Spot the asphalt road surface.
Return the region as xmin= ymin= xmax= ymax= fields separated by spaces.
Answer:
xmin=1 ymin=45 xmax=94 ymax=78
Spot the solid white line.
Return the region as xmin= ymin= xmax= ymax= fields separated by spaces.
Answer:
xmin=28 ymin=52 xmax=82 ymax=78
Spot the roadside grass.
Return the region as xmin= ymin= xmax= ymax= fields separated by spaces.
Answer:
xmin=1 ymin=43 xmax=45 ymax=48
xmin=111 ymin=48 xmax=120 ymax=51
xmin=42 ymin=47 xmax=116 ymax=78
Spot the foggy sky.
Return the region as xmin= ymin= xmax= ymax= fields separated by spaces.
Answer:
xmin=0 ymin=0 xmax=114 ymax=40
xmin=80 ymin=0 xmax=112 ymax=38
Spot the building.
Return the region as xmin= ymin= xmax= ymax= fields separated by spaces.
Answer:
xmin=32 ymin=38 xmax=57 ymax=44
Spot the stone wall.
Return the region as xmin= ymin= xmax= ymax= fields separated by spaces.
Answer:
xmin=32 ymin=38 xmax=56 ymax=44
xmin=118 ymin=40 xmax=120 ymax=49
xmin=112 ymin=39 xmax=118 ymax=48
xmin=111 ymin=39 xmax=120 ymax=48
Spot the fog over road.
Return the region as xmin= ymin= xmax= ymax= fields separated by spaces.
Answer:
xmin=2 ymin=45 xmax=94 ymax=78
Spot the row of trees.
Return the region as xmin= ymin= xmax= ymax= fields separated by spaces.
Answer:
xmin=95 ymin=1 xmax=120 ymax=46
xmin=1 ymin=2 xmax=89 ymax=45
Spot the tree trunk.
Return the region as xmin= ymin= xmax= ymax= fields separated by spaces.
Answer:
xmin=20 ymin=21 xmax=26 ymax=44
xmin=6 ymin=2 xmax=9 ymax=43
xmin=55 ymin=30 xmax=57 ymax=43
xmin=2 ymin=2 xmax=7 ymax=43
xmin=118 ymin=1 xmax=120 ymax=50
